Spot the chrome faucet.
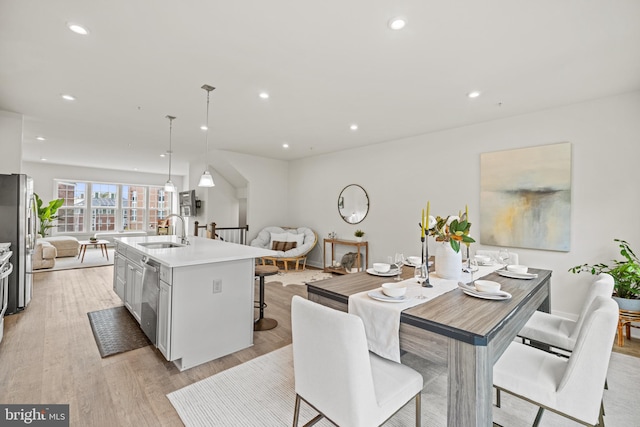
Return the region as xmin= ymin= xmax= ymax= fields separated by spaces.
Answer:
xmin=166 ymin=213 xmax=190 ymax=245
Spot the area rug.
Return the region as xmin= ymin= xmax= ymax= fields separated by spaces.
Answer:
xmin=167 ymin=345 xmax=639 ymax=426
xmin=264 ymin=269 xmax=333 ymax=287
xmin=35 ymin=247 xmax=115 ymax=272
xmin=87 ymin=306 xmax=151 ymax=358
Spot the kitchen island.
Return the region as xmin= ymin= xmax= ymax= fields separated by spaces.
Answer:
xmin=113 ymin=235 xmax=274 ymax=371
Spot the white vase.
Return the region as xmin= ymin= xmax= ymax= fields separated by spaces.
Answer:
xmin=435 ymin=241 xmax=462 ymax=280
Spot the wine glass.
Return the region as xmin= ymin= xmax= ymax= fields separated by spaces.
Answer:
xmin=498 ymin=248 xmax=510 ymax=268
xmin=415 ymin=264 xmax=428 ymax=299
xmin=394 ymin=253 xmax=405 ymax=281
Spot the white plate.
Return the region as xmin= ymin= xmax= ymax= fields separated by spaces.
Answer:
xmin=458 ymin=282 xmax=512 ymax=300
xmin=496 ymin=270 xmax=538 ymax=280
xmin=366 ymin=268 xmax=399 ymax=277
xmin=462 ymin=289 xmax=512 ymax=300
xmin=367 ymin=290 xmax=410 ymax=303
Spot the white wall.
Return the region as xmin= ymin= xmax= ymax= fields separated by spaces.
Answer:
xmin=217 ymin=151 xmax=289 ymax=242
xmin=0 ymin=110 xmax=23 ymax=174
xmin=289 ymin=91 xmax=640 ymax=318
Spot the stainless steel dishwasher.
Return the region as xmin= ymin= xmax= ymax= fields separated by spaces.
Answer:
xmin=141 ymin=256 xmax=160 ymax=345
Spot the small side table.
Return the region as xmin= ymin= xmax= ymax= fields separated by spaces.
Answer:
xmin=618 ymin=309 xmax=640 ymax=347
xmin=254 ymin=265 xmax=279 ymax=331
xmin=78 ymin=239 xmax=110 ymax=263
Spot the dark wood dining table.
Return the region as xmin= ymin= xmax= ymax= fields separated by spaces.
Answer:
xmin=306 ymin=266 xmax=552 ymax=427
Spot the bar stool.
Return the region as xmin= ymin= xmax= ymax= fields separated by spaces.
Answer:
xmin=254 ymin=265 xmax=279 ymax=331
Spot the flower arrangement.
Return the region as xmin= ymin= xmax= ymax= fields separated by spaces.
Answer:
xmin=428 ymin=211 xmax=475 ymax=253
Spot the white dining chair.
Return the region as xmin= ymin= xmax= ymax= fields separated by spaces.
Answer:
xmin=493 ymin=296 xmax=619 ymax=427
xmin=518 ymin=273 xmax=615 ymax=354
xmin=290 ymin=296 xmax=424 ymax=427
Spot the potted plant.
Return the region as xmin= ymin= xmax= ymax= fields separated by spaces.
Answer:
xmin=35 ymin=193 xmax=64 ymax=237
xmin=569 ymin=239 xmax=640 ymax=310
xmin=354 ymin=229 xmax=365 ymax=242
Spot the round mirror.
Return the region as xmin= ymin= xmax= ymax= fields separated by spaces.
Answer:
xmin=338 ymin=184 xmax=369 ymax=224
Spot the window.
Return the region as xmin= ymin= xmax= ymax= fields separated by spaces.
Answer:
xmin=148 ymin=187 xmax=171 ymax=231
xmin=122 ymin=185 xmax=146 ymax=231
xmin=91 ymin=183 xmax=117 ymax=232
xmin=53 ymin=180 xmax=172 ymax=234
xmin=56 ymin=181 xmax=86 ymax=233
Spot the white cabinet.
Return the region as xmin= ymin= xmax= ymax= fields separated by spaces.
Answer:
xmin=157 ymin=280 xmax=172 ymax=358
xmin=117 ymin=244 xmax=144 ymax=323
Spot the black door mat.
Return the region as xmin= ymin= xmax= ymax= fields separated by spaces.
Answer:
xmin=87 ymin=306 xmax=151 ymax=358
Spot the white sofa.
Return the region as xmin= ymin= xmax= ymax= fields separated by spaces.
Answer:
xmin=38 ymin=236 xmax=80 ymax=257
xmin=250 ymin=226 xmax=317 ymax=271
xmin=33 ymin=241 xmax=57 ymax=269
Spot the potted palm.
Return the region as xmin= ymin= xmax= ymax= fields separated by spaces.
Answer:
xmin=569 ymin=239 xmax=640 ymax=310
xmin=35 ymin=193 xmax=64 ymax=237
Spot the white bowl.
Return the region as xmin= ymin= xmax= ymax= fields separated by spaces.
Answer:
xmin=373 ymin=263 xmax=391 ymax=273
xmin=407 ymin=256 xmax=422 ymax=266
xmin=474 ymin=280 xmax=501 ymax=294
xmin=474 ymin=255 xmax=491 ymax=265
xmin=507 ymin=264 xmax=528 ymax=274
xmin=381 ymin=282 xmax=407 ymax=297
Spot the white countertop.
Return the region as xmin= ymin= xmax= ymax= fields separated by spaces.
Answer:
xmin=115 ymin=235 xmax=275 ymax=268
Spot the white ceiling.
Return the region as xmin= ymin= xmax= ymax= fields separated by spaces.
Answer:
xmin=2 ymin=1 xmax=639 ymax=176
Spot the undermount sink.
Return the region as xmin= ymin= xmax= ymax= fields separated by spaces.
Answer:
xmin=138 ymin=242 xmax=185 ymax=249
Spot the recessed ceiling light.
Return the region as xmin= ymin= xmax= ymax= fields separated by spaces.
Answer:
xmin=388 ymin=17 xmax=407 ymax=30
xmin=67 ymin=23 xmax=89 ymax=35
xmin=160 ymin=153 xmax=166 ymax=157
xmin=36 ymin=136 xmax=46 ymax=141
xmin=282 ymin=143 xmax=289 ymax=149
xmin=350 ymin=124 xmax=359 ymax=131
xmin=467 ymin=91 xmax=481 ymax=98
xmin=259 ymin=92 xmax=269 ymax=99
xmin=40 ymin=157 xmax=47 ymax=161
xmin=61 ymin=94 xmax=76 ymax=101
xmin=200 ymin=125 xmax=208 ymax=131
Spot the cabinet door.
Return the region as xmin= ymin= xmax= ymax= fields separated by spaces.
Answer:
xmin=131 ymin=264 xmax=143 ymax=322
xmin=157 ymin=280 xmax=172 ymax=359
xmin=113 ymin=253 xmax=126 ymax=300
xmin=124 ymin=261 xmax=143 ymax=322
xmin=125 ymin=262 xmax=134 ymax=313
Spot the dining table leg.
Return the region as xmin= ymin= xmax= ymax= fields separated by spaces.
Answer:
xmin=448 ymin=339 xmax=493 ymax=427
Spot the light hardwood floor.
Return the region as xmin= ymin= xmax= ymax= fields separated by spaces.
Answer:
xmin=0 ymin=266 xmax=307 ymax=426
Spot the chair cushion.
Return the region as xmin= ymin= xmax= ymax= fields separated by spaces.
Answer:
xmin=494 ymin=342 xmax=566 ymax=408
xmin=369 ymin=352 xmax=423 ymax=410
xmin=518 ymin=311 xmax=576 ymax=351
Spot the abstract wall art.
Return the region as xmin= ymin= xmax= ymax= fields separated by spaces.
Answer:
xmin=480 ymin=142 xmax=571 ymax=251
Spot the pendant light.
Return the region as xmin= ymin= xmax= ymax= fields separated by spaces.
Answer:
xmin=198 ymin=84 xmax=216 ymax=187
xmin=164 ymin=115 xmax=177 ymax=192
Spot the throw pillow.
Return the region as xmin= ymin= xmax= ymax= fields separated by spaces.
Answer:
xmin=286 ymin=232 xmax=305 ymax=247
xmin=271 ymin=241 xmax=297 ymax=252
xmin=269 ymin=232 xmax=288 ymax=249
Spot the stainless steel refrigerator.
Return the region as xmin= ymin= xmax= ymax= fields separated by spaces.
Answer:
xmin=0 ymin=173 xmax=36 ymax=314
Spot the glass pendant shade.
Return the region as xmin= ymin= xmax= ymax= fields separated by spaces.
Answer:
xmin=198 ymin=84 xmax=216 ymax=188
xmin=198 ymin=170 xmax=215 ymax=187
xmin=164 ymin=179 xmax=176 ymax=192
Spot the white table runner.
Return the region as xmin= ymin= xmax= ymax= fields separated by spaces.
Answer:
xmin=348 ymin=263 xmax=502 ymax=362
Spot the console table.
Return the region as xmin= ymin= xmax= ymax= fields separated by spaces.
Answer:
xmin=323 ymin=238 xmax=369 ymax=275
